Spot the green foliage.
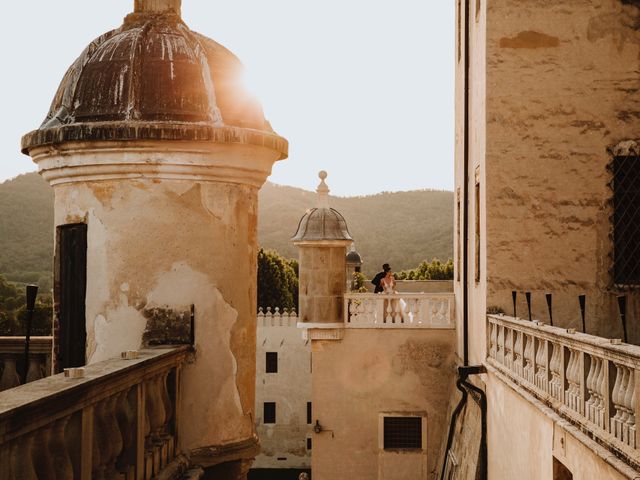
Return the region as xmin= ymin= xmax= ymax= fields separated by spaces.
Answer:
xmin=0 ymin=173 xmax=53 ymax=292
xmin=0 ymin=274 xmax=52 ymax=336
xmin=257 ymin=248 xmax=299 ymax=311
xmin=351 ymin=271 xmax=368 ymax=292
xmin=394 ymin=258 xmax=454 ymax=281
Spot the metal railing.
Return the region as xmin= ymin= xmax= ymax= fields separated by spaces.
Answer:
xmin=344 ymin=293 xmax=455 ymax=328
xmin=487 ymin=314 xmax=640 ymax=466
xmin=0 ymin=346 xmax=189 ymax=480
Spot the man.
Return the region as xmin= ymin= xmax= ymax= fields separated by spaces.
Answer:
xmin=371 ymin=263 xmax=391 ymax=293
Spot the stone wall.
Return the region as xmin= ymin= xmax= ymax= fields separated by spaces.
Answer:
xmin=310 ymin=329 xmax=457 ymax=480
xmin=484 ymin=0 xmax=640 ymax=345
xmin=254 ymin=311 xmax=312 ymax=469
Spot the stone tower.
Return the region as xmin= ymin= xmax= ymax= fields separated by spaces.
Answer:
xmin=292 ymin=172 xmax=353 ymax=326
xmin=21 ymin=0 xmax=287 ymax=475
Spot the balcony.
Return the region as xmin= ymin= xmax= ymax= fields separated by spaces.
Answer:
xmin=0 ymin=346 xmax=189 ymax=479
xmin=487 ymin=314 xmax=640 ymax=468
xmin=343 ymin=292 xmax=455 ymax=328
xmin=0 ymin=336 xmax=53 ymax=391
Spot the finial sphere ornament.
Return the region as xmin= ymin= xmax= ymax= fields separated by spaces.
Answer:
xmin=319 ymin=170 xmax=328 ymax=180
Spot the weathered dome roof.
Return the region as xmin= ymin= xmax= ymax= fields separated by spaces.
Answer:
xmin=346 ymin=248 xmax=363 ymax=265
xmin=291 ymin=171 xmax=353 ymax=243
xmin=291 ymin=207 xmax=353 ymax=243
xmin=21 ymin=1 xmax=287 ymax=158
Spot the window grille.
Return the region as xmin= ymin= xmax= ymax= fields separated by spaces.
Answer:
xmin=264 ymin=402 xmax=276 ymax=424
xmin=611 ymin=155 xmax=640 ymax=287
xmin=383 ymin=416 xmax=422 ymax=450
xmin=266 ymin=352 xmax=278 ymax=373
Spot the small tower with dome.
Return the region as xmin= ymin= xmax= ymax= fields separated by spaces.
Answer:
xmin=292 ymin=171 xmax=353 ymax=325
xmin=21 ymin=0 xmax=287 ymax=475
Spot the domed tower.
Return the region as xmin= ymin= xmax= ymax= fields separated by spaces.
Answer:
xmin=345 ymin=245 xmax=364 ymax=290
xmin=21 ymin=0 xmax=287 ymax=475
xmin=292 ymin=172 xmax=353 ymax=325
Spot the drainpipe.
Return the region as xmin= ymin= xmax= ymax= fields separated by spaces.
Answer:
xmin=440 ymin=3 xmax=489 ymax=479
xmin=462 ymin=0 xmax=470 ymax=367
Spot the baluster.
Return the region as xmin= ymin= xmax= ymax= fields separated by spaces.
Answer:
xmin=115 ymin=389 xmax=136 ymax=477
xmin=586 ymin=355 xmax=596 ymax=420
xmin=0 ymin=356 xmax=21 ymax=391
xmin=594 ymin=357 xmax=606 ymax=428
xmin=534 ymin=338 xmax=547 ymax=392
xmin=290 ymin=308 xmax=297 ymax=320
xmin=525 ymin=336 xmax=535 ymax=384
xmin=410 ymin=299 xmax=419 ymax=324
xmin=160 ymin=372 xmax=174 ymax=467
xmin=146 ymin=376 xmax=166 ymax=476
xmin=623 ymin=367 xmax=636 ymax=447
xmin=385 ymin=299 xmax=392 ymax=323
xmin=394 ymin=298 xmax=403 ymax=324
xmin=611 ymin=363 xmax=632 ymax=444
xmin=33 ymin=426 xmax=56 ymax=479
xmin=497 ymin=326 xmax=505 ymax=364
xmin=564 ymin=349 xmax=581 ymax=413
xmin=257 ymin=307 xmax=264 ymax=327
xmin=282 ymin=308 xmax=290 ymax=327
xmin=504 ymin=328 xmax=522 ymax=375
xmin=266 ymin=307 xmax=273 ymax=327
xmin=549 ymin=343 xmax=562 ymax=401
xmin=489 ymin=322 xmax=497 ymax=359
xmin=274 ymin=307 xmax=281 ymax=326
xmin=10 ymin=433 xmax=38 ymax=480
xmin=50 ymin=417 xmax=74 ymax=480
xmin=26 ymin=355 xmax=45 ymax=383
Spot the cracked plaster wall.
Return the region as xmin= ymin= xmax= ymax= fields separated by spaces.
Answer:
xmin=52 ymin=171 xmax=259 ymax=452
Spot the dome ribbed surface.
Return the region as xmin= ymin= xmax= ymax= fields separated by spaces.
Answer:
xmin=21 ymin=9 xmax=287 ymax=158
xmin=346 ymin=249 xmax=363 ymax=264
xmin=291 ymin=208 xmax=353 ymax=243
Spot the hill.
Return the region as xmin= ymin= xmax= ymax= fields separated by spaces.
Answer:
xmin=0 ymin=173 xmax=452 ymax=283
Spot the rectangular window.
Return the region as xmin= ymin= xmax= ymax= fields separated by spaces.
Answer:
xmin=383 ymin=416 xmax=422 ymax=450
xmin=266 ymin=352 xmax=278 ymax=373
xmin=612 ymin=155 xmax=640 ymax=286
xmin=474 ymin=168 xmax=481 ymax=283
xmin=307 ymin=438 xmax=312 ymax=450
xmin=307 ymin=402 xmax=312 ymax=424
xmin=264 ymin=402 xmax=276 ymax=424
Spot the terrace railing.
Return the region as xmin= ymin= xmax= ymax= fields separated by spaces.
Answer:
xmin=344 ymin=293 xmax=455 ymax=328
xmin=0 ymin=336 xmax=53 ymax=391
xmin=487 ymin=314 xmax=640 ymax=466
xmin=0 ymin=346 xmax=189 ymax=480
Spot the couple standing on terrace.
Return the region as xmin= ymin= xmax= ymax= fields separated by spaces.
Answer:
xmin=372 ymin=263 xmax=396 ymax=294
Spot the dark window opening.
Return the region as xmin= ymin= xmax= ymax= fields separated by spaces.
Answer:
xmin=306 ymin=438 xmax=312 ymax=450
xmin=475 ymin=171 xmax=481 ymax=283
xmin=612 ymin=155 xmax=640 ymax=286
xmin=383 ymin=416 xmax=422 ymax=450
xmin=264 ymin=402 xmax=276 ymax=424
xmin=456 ymin=188 xmax=461 ymax=282
xmin=266 ymin=352 xmax=278 ymax=373
xmin=56 ymin=223 xmax=88 ymax=371
xmin=553 ymin=457 xmax=573 ymax=480
xmin=307 ymin=402 xmax=312 ymax=424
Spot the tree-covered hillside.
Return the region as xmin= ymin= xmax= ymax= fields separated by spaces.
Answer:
xmin=0 ymin=173 xmax=453 ymax=285
xmin=259 ymin=183 xmax=453 ymax=276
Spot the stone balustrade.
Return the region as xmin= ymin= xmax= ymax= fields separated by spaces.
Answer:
xmin=343 ymin=293 xmax=455 ymax=328
xmin=257 ymin=307 xmax=298 ymax=327
xmin=0 ymin=336 xmax=53 ymax=392
xmin=0 ymin=346 xmax=189 ymax=480
xmin=487 ymin=314 xmax=640 ymax=466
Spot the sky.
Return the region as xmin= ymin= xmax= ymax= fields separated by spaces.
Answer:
xmin=0 ymin=1 xmax=454 ymax=196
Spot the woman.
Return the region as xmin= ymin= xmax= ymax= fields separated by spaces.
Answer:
xmin=380 ymin=270 xmax=396 ymax=293
xmin=380 ymin=270 xmax=402 ymax=323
